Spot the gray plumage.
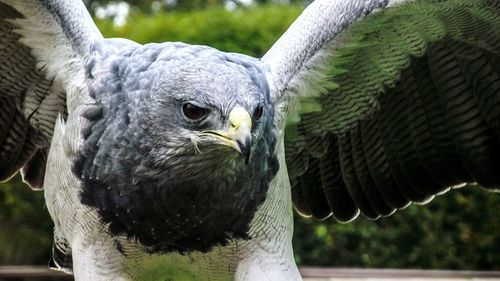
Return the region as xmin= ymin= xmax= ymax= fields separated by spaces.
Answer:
xmin=77 ymin=40 xmax=278 ymax=253
xmin=1 ymin=0 xmax=499 ymax=280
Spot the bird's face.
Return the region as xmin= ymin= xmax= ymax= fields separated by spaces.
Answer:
xmin=146 ymin=60 xmax=269 ymax=175
xmin=78 ymin=47 xmax=279 ymax=254
xmin=137 ymin=55 xmax=279 ymax=253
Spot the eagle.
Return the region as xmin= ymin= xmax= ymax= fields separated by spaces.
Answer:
xmin=1 ymin=0 xmax=499 ymax=280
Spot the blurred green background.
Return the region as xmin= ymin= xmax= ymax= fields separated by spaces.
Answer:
xmin=1 ymin=0 xmax=499 ymax=270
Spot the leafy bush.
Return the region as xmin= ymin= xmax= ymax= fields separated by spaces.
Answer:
xmin=294 ymin=187 xmax=500 ymax=269
xmin=96 ymin=5 xmax=302 ymax=57
xmin=0 ymin=176 xmax=52 ymax=264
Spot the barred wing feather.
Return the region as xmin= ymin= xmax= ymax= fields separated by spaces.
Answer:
xmin=267 ymin=0 xmax=500 ymax=221
xmin=0 ymin=0 xmax=101 ymax=189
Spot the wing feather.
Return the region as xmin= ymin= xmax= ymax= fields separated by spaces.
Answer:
xmin=269 ymin=0 xmax=500 ymax=221
xmin=0 ymin=0 xmax=101 ymax=189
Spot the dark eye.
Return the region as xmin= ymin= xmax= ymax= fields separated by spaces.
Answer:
xmin=182 ymin=103 xmax=207 ymax=121
xmin=253 ymin=106 xmax=263 ymax=120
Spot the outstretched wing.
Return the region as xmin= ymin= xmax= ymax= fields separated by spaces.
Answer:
xmin=263 ymin=0 xmax=500 ymax=222
xmin=0 ymin=0 xmax=101 ymax=189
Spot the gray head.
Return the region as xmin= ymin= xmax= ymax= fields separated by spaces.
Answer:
xmin=146 ymin=48 xmax=267 ymax=174
xmin=76 ymin=41 xmax=279 ymax=253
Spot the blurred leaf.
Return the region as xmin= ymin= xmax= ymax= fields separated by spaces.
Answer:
xmin=293 ymin=187 xmax=500 ymax=270
xmin=0 ymin=175 xmax=53 ymax=265
xmin=95 ymin=5 xmax=303 ymax=57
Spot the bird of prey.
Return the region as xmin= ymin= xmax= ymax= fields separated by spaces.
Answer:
xmin=1 ymin=0 xmax=499 ymax=280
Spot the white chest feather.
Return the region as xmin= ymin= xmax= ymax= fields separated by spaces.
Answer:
xmin=44 ymin=121 xmax=301 ymax=281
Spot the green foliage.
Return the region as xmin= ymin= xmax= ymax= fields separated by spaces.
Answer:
xmin=85 ymin=0 xmax=297 ymax=13
xmin=294 ymin=187 xmax=500 ymax=269
xmin=95 ymin=5 xmax=303 ymax=57
xmin=0 ymin=176 xmax=53 ymax=265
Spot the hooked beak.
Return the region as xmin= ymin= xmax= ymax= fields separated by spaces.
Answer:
xmin=203 ymin=106 xmax=252 ymax=163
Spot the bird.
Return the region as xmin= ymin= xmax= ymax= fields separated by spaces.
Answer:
xmin=1 ymin=0 xmax=499 ymax=280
